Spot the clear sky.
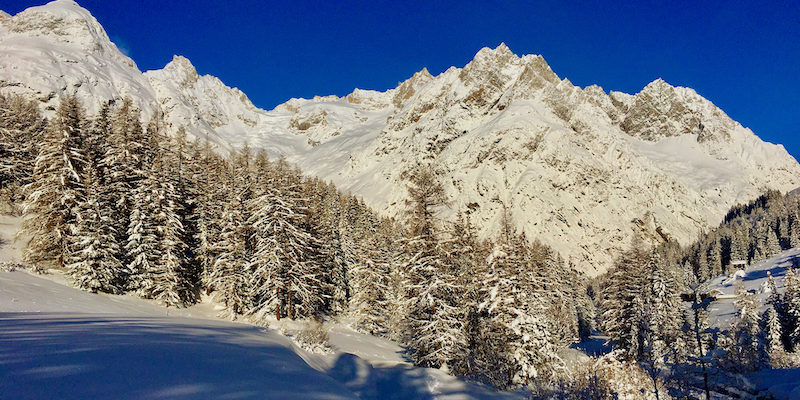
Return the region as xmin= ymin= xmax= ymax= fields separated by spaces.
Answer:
xmin=4 ymin=1 xmax=800 ymax=159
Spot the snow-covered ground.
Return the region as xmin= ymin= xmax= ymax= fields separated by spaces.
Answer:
xmin=0 ymin=214 xmax=24 ymax=263
xmin=703 ymin=248 xmax=800 ymax=400
xmin=0 ymin=217 xmax=520 ymax=400
xmin=705 ymin=247 xmax=800 ymax=328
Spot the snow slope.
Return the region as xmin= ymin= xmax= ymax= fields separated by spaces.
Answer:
xmin=0 ymin=217 xmax=519 ymax=399
xmin=702 ymin=248 xmax=800 ymax=399
xmin=705 ymin=247 xmax=800 ymax=328
xmin=2 ymin=1 xmax=800 ymax=274
xmin=0 ymin=272 xmax=523 ymax=400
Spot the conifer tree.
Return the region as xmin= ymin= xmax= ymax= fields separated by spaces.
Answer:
xmin=207 ymin=189 xmax=251 ymax=315
xmin=399 ymin=166 xmax=468 ymax=370
xmin=151 ymin=154 xmax=195 ymax=306
xmin=759 ymin=304 xmax=783 ymax=365
xmin=102 ymin=99 xmax=150 ymax=266
xmin=730 ymin=226 xmax=748 ymax=264
xmin=481 ymin=234 xmax=563 ymax=386
xmin=348 ymin=233 xmax=393 ymax=335
xmin=67 ymin=165 xmax=123 ymax=293
xmin=783 ymin=267 xmax=800 ymax=350
xmin=707 ymin=240 xmax=722 ymax=277
xmin=248 ymin=184 xmax=321 ymax=321
xmin=22 ymin=95 xmax=87 ymax=271
xmin=644 ymin=253 xmax=683 ymax=362
xmin=729 ymin=281 xmax=761 ymax=370
xmin=0 ymin=93 xmax=44 ymax=195
xmin=194 ymin=137 xmax=224 ymax=285
xmin=788 ymin=212 xmax=800 ymax=248
xmin=763 ymin=224 xmax=782 ymax=258
xmin=126 ymin=163 xmax=161 ymax=294
xmin=599 ymin=240 xmax=649 ymax=360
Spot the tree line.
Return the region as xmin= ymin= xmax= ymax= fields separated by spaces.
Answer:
xmin=0 ymin=93 xmax=594 ymax=394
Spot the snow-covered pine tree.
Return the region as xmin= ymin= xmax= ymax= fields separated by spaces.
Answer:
xmin=729 ymin=281 xmax=762 ymax=371
xmin=126 ymin=169 xmax=160 ymax=295
xmin=643 ymin=252 xmax=683 ymax=363
xmin=765 ymin=271 xmax=780 ymax=307
xmin=151 ymin=153 xmax=195 ymax=307
xmin=707 ymin=239 xmax=722 ymax=277
xmin=101 ymin=99 xmax=148 ymax=267
xmin=481 ymin=232 xmax=563 ymax=388
xmin=759 ymin=304 xmax=783 ymax=365
xmin=22 ymin=95 xmax=87 ymax=271
xmin=348 ymin=232 xmax=392 ymax=335
xmin=788 ymin=211 xmax=800 ymax=248
xmin=729 ymin=226 xmax=749 ymax=265
xmin=67 ymin=165 xmax=122 ymax=293
xmin=308 ymin=184 xmax=351 ymax=316
xmin=248 ymin=183 xmax=322 ymax=321
xmin=0 ymin=93 xmax=44 ymax=197
xmin=207 ymin=188 xmax=251 ymax=315
xmin=194 ymin=138 xmax=226 ymax=290
xmin=399 ymin=165 xmax=468 ymax=370
xmin=762 ymin=222 xmax=782 ymax=259
xmin=637 ymin=252 xmax=683 ymax=397
xmin=682 ymin=284 xmax=713 ymax=400
xmin=167 ymin=127 xmax=203 ymax=290
xmin=598 ymin=239 xmax=649 ymax=360
xmin=782 ymin=266 xmax=800 ymax=351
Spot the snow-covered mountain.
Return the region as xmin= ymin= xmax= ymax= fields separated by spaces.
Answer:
xmin=3 ymin=0 xmax=800 ymax=275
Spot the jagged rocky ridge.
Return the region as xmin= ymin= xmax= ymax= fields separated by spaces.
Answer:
xmin=2 ymin=0 xmax=799 ymax=275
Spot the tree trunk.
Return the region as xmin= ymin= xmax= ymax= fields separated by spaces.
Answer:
xmin=276 ymin=287 xmax=282 ymax=320
xmin=288 ymin=290 xmax=294 ymax=320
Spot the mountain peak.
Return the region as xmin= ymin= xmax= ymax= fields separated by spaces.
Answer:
xmin=159 ymin=55 xmax=200 ymax=87
xmin=165 ymin=55 xmax=198 ymax=75
xmin=5 ymin=0 xmax=109 ymax=48
xmin=642 ymin=77 xmax=673 ymax=92
xmin=472 ymin=42 xmax=517 ymax=63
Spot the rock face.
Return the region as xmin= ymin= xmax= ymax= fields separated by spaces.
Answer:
xmin=2 ymin=1 xmax=800 ymax=275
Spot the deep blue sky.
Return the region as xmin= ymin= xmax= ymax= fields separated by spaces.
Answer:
xmin=5 ymin=1 xmax=800 ymax=159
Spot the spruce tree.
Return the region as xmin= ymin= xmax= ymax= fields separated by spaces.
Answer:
xmin=68 ymin=165 xmax=122 ymax=293
xmin=151 ymin=155 xmax=195 ymax=306
xmin=759 ymin=304 xmax=783 ymax=365
xmin=599 ymin=240 xmax=649 ymax=360
xmin=399 ymin=166 xmax=467 ymax=370
xmin=22 ymin=95 xmax=87 ymax=271
xmin=729 ymin=281 xmax=761 ymax=371
xmin=0 ymin=93 xmax=44 ymax=196
xmin=348 ymin=235 xmax=392 ymax=335
xmin=207 ymin=190 xmax=251 ymax=315
xmin=248 ymin=184 xmax=321 ymax=321
xmin=783 ymin=267 xmax=800 ymax=350
xmin=126 ymin=166 xmax=161 ymax=294
xmin=481 ymin=235 xmax=562 ymax=386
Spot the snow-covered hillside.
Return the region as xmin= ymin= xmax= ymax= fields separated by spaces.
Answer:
xmin=2 ymin=0 xmax=799 ymax=274
xmin=706 ymin=247 xmax=800 ymax=328
xmin=702 ymin=248 xmax=800 ymax=400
